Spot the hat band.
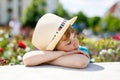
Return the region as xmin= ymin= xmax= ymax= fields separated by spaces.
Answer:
xmin=52 ymin=20 xmax=67 ymax=40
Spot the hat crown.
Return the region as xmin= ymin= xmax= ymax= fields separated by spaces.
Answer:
xmin=32 ymin=13 xmax=64 ymax=50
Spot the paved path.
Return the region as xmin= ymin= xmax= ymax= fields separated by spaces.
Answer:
xmin=0 ymin=62 xmax=120 ymax=80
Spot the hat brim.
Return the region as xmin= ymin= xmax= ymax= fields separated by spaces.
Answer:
xmin=46 ymin=16 xmax=77 ymax=50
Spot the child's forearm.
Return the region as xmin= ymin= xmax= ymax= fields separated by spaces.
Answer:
xmin=48 ymin=54 xmax=89 ymax=68
xmin=47 ymin=50 xmax=90 ymax=68
xmin=23 ymin=50 xmax=66 ymax=66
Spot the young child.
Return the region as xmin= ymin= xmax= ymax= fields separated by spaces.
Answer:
xmin=23 ymin=13 xmax=90 ymax=68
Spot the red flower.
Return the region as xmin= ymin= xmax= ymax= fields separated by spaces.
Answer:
xmin=0 ymin=48 xmax=3 ymax=52
xmin=112 ymin=34 xmax=120 ymax=40
xmin=18 ymin=42 xmax=26 ymax=49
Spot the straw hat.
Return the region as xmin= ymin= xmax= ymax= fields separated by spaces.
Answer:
xmin=32 ymin=13 xmax=77 ymax=50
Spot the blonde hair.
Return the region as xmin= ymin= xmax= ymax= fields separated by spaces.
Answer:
xmin=63 ymin=25 xmax=75 ymax=41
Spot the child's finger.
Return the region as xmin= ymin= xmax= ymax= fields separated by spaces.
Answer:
xmin=74 ymin=51 xmax=90 ymax=58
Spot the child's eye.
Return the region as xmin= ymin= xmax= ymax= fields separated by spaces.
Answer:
xmin=67 ymin=41 xmax=71 ymax=45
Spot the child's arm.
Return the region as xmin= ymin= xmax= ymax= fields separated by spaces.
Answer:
xmin=23 ymin=50 xmax=73 ymax=66
xmin=47 ymin=51 xmax=89 ymax=68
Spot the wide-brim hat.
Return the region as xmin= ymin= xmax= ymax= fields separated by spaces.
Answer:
xmin=32 ymin=13 xmax=77 ymax=50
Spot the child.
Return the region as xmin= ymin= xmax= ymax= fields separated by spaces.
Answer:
xmin=23 ymin=13 xmax=90 ymax=68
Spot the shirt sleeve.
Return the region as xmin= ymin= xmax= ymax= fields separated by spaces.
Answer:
xmin=79 ymin=46 xmax=90 ymax=55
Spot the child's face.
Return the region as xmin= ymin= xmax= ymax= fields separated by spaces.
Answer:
xmin=55 ymin=33 xmax=79 ymax=52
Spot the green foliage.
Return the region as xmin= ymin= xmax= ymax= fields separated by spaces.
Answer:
xmin=73 ymin=12 xmax=88 ymax=25
xmin=88 ymin=16 xmax=101 ymax=27
xmin=54 ymin=3 xmax=69 ymax=19
xmin=87 ymin=16 xmax=102 ymax=34
xmin=103 ymin=14 xmax=120 ymax=32
xmin=21 ymin=0 xmax=46 ymax=28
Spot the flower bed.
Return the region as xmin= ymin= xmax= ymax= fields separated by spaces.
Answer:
xmin=0 ymin=28 xmax=35 ymax=65
xmin=0 ymin=27 xmax=120 ymax=65
xmin=78 ymin=36 xmax=120 ymax=62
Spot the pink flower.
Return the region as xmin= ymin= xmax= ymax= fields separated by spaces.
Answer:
xmin=18 ymin=42 xmax=26 ymax=49
xmin=0 ymin=58 xmax=6 ymax=65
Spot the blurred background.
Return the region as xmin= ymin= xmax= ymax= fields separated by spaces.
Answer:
xmin=0 ymin=0 xmax=120 ymax=65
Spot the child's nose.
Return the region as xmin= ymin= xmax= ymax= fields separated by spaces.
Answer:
xmin=73 ymin=40 xmax=78 ymax=47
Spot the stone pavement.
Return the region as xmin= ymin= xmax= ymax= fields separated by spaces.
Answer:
xmin=0 ymin=62 xmax=120 ymax=80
